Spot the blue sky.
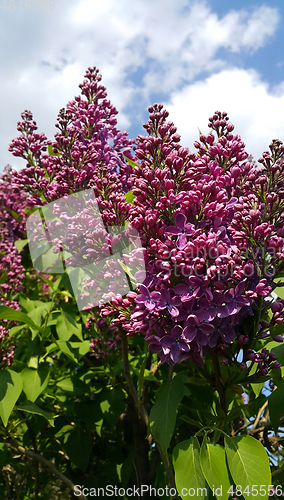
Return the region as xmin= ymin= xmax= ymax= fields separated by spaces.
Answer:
xmin=1 ymin=0 xmax=284 ymax=172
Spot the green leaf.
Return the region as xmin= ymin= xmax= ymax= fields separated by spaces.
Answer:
xmin=57 ymin=376 xmax=89 ymax=395
xmin=271 ymin=323 xmax=284 ymax=339
xmin=17 ymin=400 xmax=54 ymax=426
xmin=56 ymin=311 xmax=82 ymax=341
xmin=272 ymin=343 xmax=284 ymax=365
xmin=268 ymin=379 xmax=284 ymax=432
xmin=64 ymin=429 xmax=92 ymax=471
xmin=0 ymin=369 xmax=23 ymax=427
xmin=200 ymin=437 xmax=230 ymax=500
xmin=8 ymin=324 xmax=28 ymax=337
xmin=117 ymin=259 xmax=137 ymax=282
xmin=122 ymin=153 xmax=141 ymax=169
xmin=187 ymin=376 xmax=208 ymax=386
xmin=56 ymin=341 xmax=78 ymax=362
xmin=74 ymin=402 xmax=104 ymax=432
xmin=6 ymin=208 xmax=22 ymax=222
xmin=224 ymin=434 xmax=271 ymax=500
xmin=274 ymin=284 xmax=284 ymax=300
xmin=21 ymin=366 xmax=50 ymax=402
xmin=14 ymin=239 xmax=28 ymax=253
xmin=0 ymin=305 xmax=44 ymax=333
xmin=48 ymin=143 xmax=60 ymax=156
xmin=149 ymin=375 xmax=184 ymax=456
xmin=125 ymin=190 xmax=135 ymax=204
xmin=100 ymin=389 xmax=126 ymax=427
xmin=69 ymin=341 xmax=91 ymax=357
xmin=250 ymin=381 xmax=264 ymax=397
xmin=179 ymin=415 xmax=203 ymax=429
xmin=173 ymin=437 xmax=206 ymax=500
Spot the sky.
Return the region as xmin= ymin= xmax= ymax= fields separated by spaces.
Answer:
xmin=1 ymin=0 xmax=284 ymax=173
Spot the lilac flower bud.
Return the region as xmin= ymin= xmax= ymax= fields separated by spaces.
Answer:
xmin=271 ymin=301 xmax=283 ymax=313
xmin=272 ymin=335 xmax=283 ymax=342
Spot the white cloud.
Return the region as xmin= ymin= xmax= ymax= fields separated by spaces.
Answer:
xmin=165 ymin=68 xmax=284 ymax=161
xmin=0 ymin=1 xmax=280 ymax=171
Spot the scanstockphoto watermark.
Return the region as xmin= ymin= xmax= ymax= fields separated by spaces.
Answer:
xmin=74 ymin=484 xmax=203 ymax=497
xmin=155 ymin=248 xmax=279 ymax=281
xmin=26 ymin=189 xmax=146 ymax=311
xmin=74 ymin=484 xmax=283 ymax=497
xmin=0 ymin=0 xmax=55 ymax=11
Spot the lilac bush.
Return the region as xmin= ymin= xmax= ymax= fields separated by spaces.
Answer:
xmin=3 ymin=66 xmax=284 ymax=499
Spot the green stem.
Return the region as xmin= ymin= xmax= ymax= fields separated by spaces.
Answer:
xmin=210 ymin=352 xmax=227 ymax=417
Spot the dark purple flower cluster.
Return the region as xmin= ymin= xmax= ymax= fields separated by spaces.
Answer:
xmin=105 ymin=107 xmax=284 ymax=369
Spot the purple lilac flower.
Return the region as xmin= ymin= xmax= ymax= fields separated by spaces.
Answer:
xmin=208 ymin=318 xmax=236 ymax=348
xmin=160 ymin=325 xmax=190 ymax=364
xmin=196 ymin=292 xmax=230 ymax=322
xmin=135 ymin=284 xmax=161 ymax=311
xmin=165 ymin=213 xmax=195 ymax=250
xmin=183 ymin=315 xmax=215 ymax=346
xmin=175 ymin=276 xmax=213 ymax=302
xmin=224 ymin=280 xmax=251 ymax=314
xmin=156 ymin=289 xmax=181 ymax=317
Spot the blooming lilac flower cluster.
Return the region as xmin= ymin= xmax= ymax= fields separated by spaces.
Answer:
xmin=103 ymin=107 xmax=284 ymax=370
xmin=9 ymin=68 xmax=141 ymax=315
xmin=9 ymin=67 xmax=134 ymax=205
xmin=0 ymin=168 xmax=30 ymax=299
xmin=0 ymin=168 xmax=29 ymax=366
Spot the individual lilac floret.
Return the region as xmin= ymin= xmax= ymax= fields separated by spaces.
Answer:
xmin=183 ymin=315 xmax=215 ymax=346
xmin=208 ymin=317 xmax=236 ymax=347
xmin=174 ymin=276 xmax=213 ymax=301
xmin=196 ymin=291 xmax=230 ymax=322
xmin=156 ymin=289 xmax=181 ymax=317
xmin=174 ymin=278 xmax=199 ymax=303
xmin=224 ymin=280 xmax=251 ymax=314
xmin=135 ymin=284 xmax=160 ymax=311
xmin=165 ymin=213 xmax=195 ymax=250
xmin=160 ymin=325 xmax=190 ymax=364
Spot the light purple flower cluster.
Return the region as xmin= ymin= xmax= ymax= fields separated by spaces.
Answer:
xmin=9 ymin=67 xmax=134 ymax=205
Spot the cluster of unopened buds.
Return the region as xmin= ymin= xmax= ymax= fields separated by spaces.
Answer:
xmin=245 ymin=348 xmax=280 ymax=376
xmin=87 ymin=318 xmax=120 ymax=359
